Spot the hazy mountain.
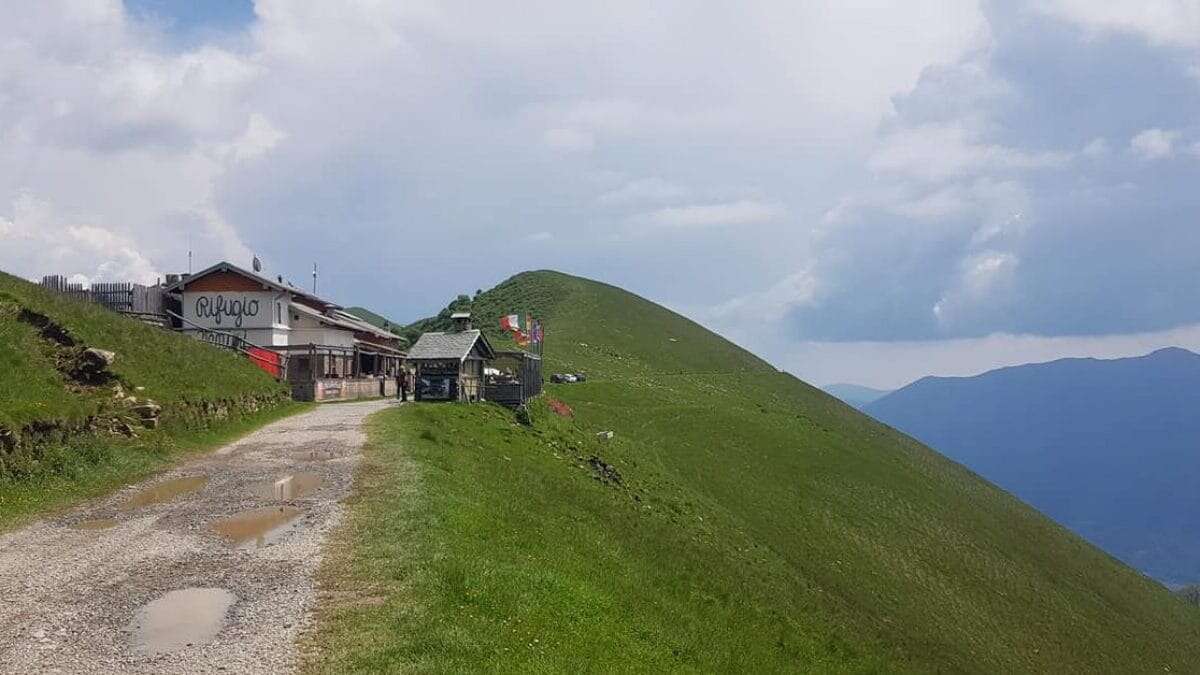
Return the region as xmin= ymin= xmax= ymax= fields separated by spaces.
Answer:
xmin=344 ymin=306 xmax=401 ymax=331
xmin=822 ymin=383 xmax=893 ymax=409
xmin=867 ymin=347 xmax=1200 ymax=586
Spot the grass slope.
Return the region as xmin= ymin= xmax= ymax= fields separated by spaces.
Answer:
xmin=311 ymin=271 xmax=1200 ymax=673
xmin=0 ymin=271 xmax=296 ymax=526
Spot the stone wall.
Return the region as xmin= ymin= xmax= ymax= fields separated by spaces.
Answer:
xmin=292 ymin=377 xmax=396 ymax=402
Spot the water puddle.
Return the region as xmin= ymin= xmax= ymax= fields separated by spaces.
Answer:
xmin=211 ymin=506 xmax=302 ymax=549
xmin=129 ymin=587 xmax=235 ymax=654
xmin=126 ymin=476 xmax=208 ymax=509
xmin=72 ymin=518 xmax=118 ymax=531
xmin=253 ymin=472 xmax=322 ymax=500
xmin=296 ymin=449 xmax=340 ymax=461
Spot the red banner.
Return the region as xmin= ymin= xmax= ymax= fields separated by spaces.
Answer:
xmin=246 ymin=346 xmax=283 ymax=379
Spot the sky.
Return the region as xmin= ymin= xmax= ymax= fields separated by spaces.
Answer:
xmin=3 ymin=1 xmax=1200 ymax=388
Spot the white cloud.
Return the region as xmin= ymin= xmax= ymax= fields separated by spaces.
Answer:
xmin=0 ymin=193 xmax=161 ymax=285
xmin=886 ymin=178 xmax=1030 ymax=234
xmin=598 ymin=177 xmax=689 ymax=206
xmin=1130 ymin=128 xmax=1181 ymax=160
xmin=1082 ymin=137 xmax=1110 ymax=158
xmin=869 ymin=124 xmax=1070 ymax=182
xmin=0 ymin=0 xmax=990 ymax=296
xmin=216 ymin=113 xmax=287 ymax=163
xmin=1037 ymin=0 xmax=1200 ymax=48
xmin=0 ymin=0 xmax=262 ymax=284
xmin=932 ymin=250 xmax=1019 ymax=328
xmin=542 ymin=128 xmax=594 ymax=153
xmin=707 ymin=269 xmax=819 ymax=324
xmin=15 ymin=0 xmax=1199 ymax=386
xmin=631 ymin=200 xmax=784 ymax=229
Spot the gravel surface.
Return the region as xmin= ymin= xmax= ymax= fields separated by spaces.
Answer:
xmin=0 ymin=399 xmax=396 ymax=674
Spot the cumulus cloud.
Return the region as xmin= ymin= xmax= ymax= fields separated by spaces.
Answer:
xmin=1082 ymin=137 xmax=1111 ymax=158
xmin=1130 ymin=128 xmax=1181 ymax=159
xmin=0 ymin=0 xmax=268 ymax=285
xmin=0 ymin=193 xmax=161 ymax=284
xmin=868 ymin=123 xmax=1071 ymax=182
xmin=598 ymin=177 xmax=689 ymax=206
xmin=707 ymin=269 xmax=819 ymax=324
xmin=7 ymin=0 xmax=1200 ymax=386
xmin=932 ymin=251 xmax=1020 ymax=328
xmin=1037 ymin=0 xmax=1200 ymax=48
xmin=631 ymin=200 xmax=784 ymax=229
xmin=705 ymin=0 xmax=1200 ymax=351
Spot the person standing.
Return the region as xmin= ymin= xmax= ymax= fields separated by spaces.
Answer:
xmin=397 ymin=369 xmax=408 ymax=402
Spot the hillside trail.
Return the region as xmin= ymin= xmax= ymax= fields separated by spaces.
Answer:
xmin=0 ymin=399 xmax=396 ymax=674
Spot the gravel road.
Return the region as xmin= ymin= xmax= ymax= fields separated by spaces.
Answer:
xmin=0 ymin=399 xmax=396 ymax=674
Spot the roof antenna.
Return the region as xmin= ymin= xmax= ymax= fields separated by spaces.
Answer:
xmin=312 ymin=262 xmax=318 ymax=294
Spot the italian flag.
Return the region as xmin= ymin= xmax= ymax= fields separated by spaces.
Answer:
xmin=500 ymin=314 xmax=529 ymax=343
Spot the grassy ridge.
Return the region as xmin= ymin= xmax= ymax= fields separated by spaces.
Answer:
xmin=311 ymin=271 xmax=1200 ymax=672
xmin=0 ymin=271 xmax=297 ymax=527
xmin=0 ymin=271 xmax=285 ymax=431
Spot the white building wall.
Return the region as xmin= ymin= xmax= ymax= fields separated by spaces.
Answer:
xmin=182 ymin=291 xmax=291 ymax=332
xmin=181 ymin=289 xmax=358 ymax=349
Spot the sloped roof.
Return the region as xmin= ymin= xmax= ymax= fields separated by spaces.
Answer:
xmin=164 ymin=261 xmax=328 ymax=306
xmin=291 ymin=302 xmax=404 ymax=342
xmin=407 ymin=330 xmax=494 ymax=361
xmin=329 ymin=308 xmax=404 ymax=341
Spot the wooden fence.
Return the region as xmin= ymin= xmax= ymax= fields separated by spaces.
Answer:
xmin=39 ymin=275 xmax=166 ymax=318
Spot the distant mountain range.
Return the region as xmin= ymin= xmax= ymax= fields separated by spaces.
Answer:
xmin=866 ymin=347 xmax=1200 ymax=587
xmin=821 ymin=383 xmax=893 ymax=409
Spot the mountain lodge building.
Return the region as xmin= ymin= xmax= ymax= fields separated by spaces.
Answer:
xmin=164 ymin=261 xmax=406 ymax=401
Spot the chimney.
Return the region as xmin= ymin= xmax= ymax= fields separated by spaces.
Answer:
xmin=450 ymin=312 xmax=472 ymax=332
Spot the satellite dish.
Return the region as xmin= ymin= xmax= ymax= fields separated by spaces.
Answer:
xmin=252 ymin=255 xmax=262 ymax=273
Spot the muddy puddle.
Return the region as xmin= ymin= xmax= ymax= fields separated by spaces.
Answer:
xmin=129 ymin=587 xmax=235 ymax=655
xmin=125 ymin=476 xmax=208 ymax=509
xmin=294 ymin=448 xmax=341 ymax=461
xmin=253 ymin=472 xmax=322 ymax=500
xmin=72 ymin=518 xmax=118 ymax=531
xmin=211 ymin=506 xmax=302 ymax=549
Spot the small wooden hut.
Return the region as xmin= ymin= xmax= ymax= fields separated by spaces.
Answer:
xmin=407 ymin=314 xmax=496 ymax=402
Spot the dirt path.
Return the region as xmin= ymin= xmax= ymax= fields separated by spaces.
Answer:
xmin=0 ymin=399 xmax=396 ymax=674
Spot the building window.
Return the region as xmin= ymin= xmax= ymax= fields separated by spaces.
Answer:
xmin=277 ymin=302 xmax=283 ymax=325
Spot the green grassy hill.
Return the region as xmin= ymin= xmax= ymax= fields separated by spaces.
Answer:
xmin=0 ymin=271 xmax=294 ymax=525
xmin=312 ymin=271 xmax=1200 ymax=673
xmin=344 ymin=306 xmax=402 ymax=332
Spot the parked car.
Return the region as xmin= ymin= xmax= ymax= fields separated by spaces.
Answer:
xmin=550 ymin=372 xmax=588 ymax=384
